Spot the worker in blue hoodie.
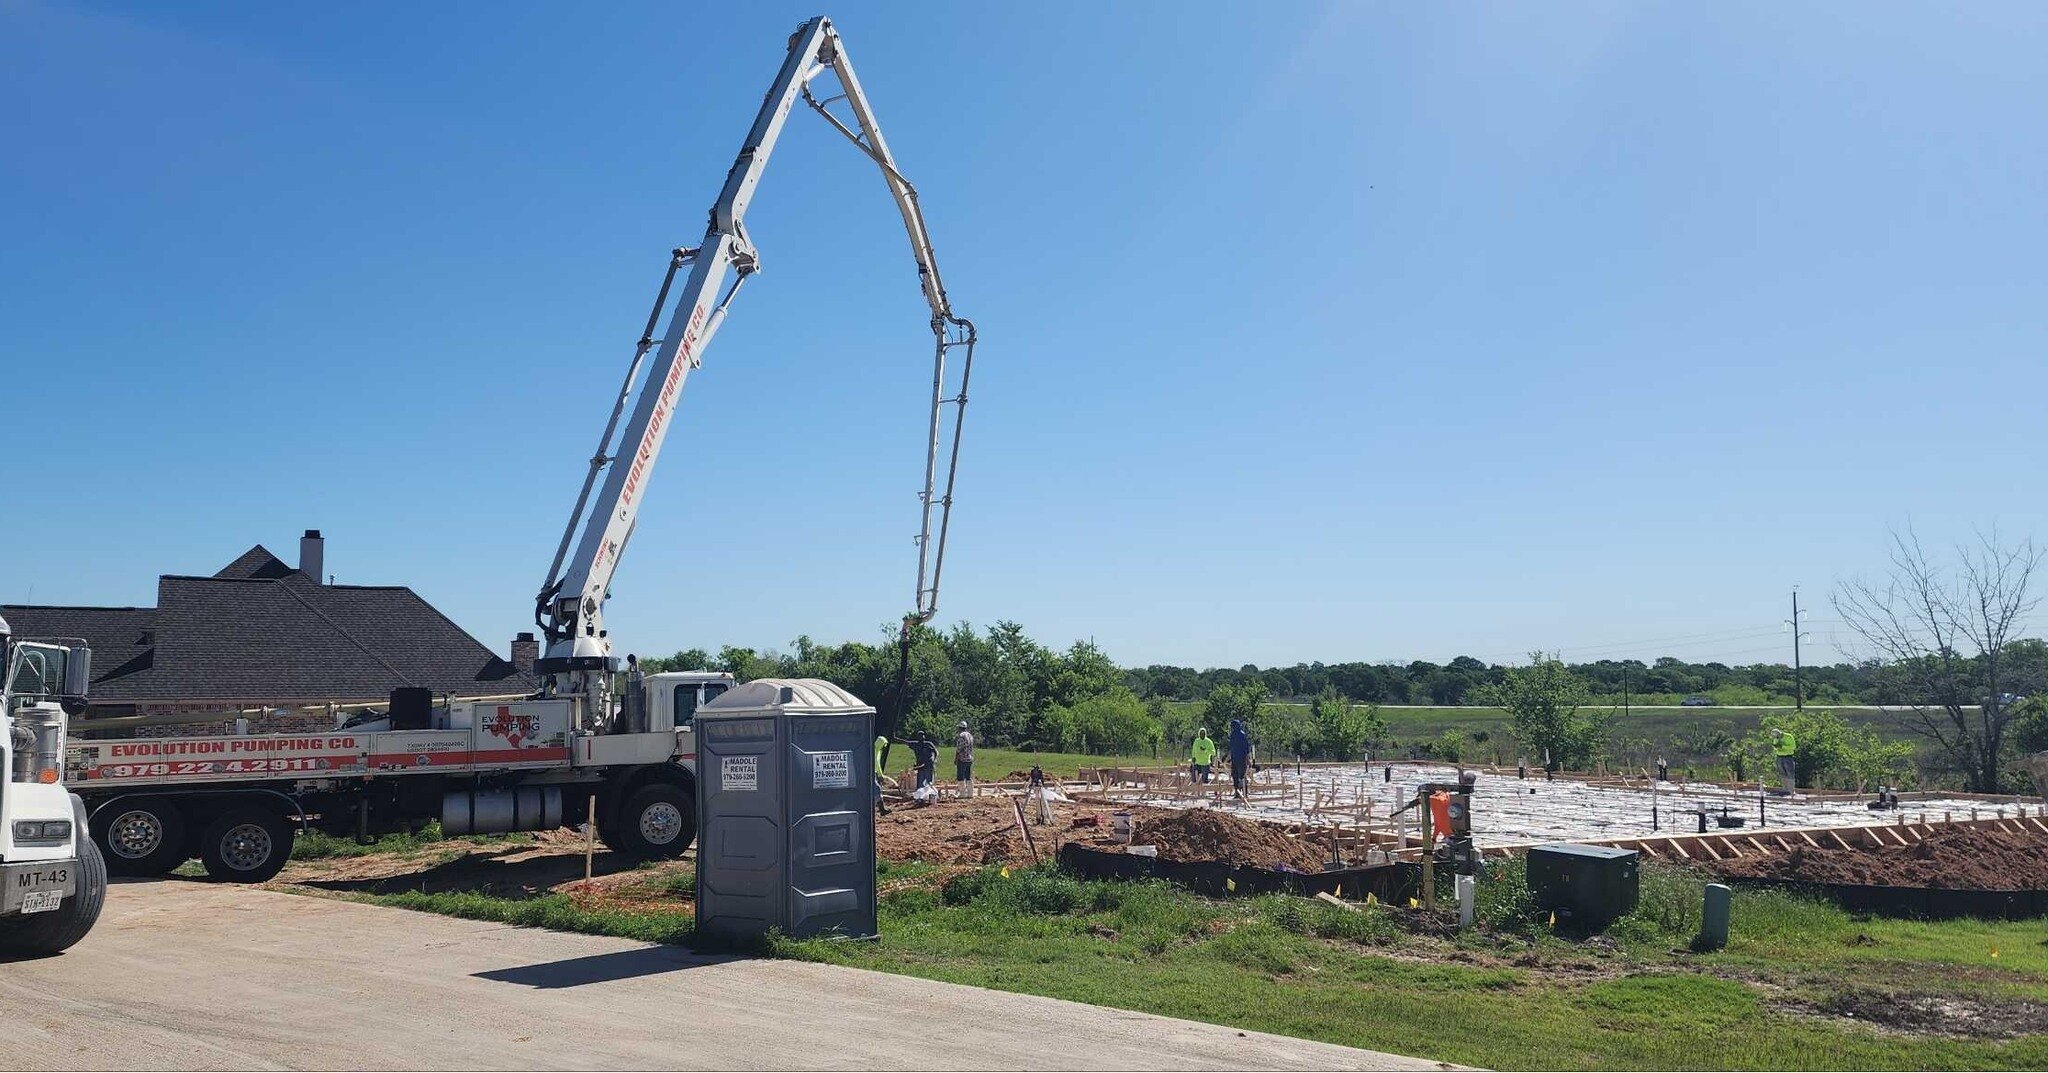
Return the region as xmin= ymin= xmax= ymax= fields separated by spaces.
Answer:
xmin=1227 ymin=718 xmax=1253 ymax=801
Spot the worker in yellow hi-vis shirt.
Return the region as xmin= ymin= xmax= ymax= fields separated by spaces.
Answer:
xmin=1190 ymin=728 xmax=1216 ymax=784
xmin=1772 ymin=727 xmax=1798 ymax=793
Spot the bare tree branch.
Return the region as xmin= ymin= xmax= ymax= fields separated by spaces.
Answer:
xmin=1832 ymin=526 xmax=2042 ymax=791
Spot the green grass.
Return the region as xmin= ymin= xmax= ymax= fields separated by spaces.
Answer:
xmin=935 ymin=708 xmax=1932 ymax=779
xmin=785 ymin=865 xmax=2048 ymax=1070
xmin=1164 ymin=701 xmax=1933 ymax=770
xmin=962 ymin=746 xmax=1162 ymax=781
xmin=323 ymin=852 xmax=2048 ymax=1070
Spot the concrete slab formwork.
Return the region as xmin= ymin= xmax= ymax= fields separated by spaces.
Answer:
xmin=1075 ymin=761 xmax=2041 ymax=852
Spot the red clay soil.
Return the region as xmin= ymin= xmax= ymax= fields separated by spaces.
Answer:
xmin=874 ymin=796 xmax=1330 ymax=871
xmin=1711 ymin=826 xmax=2048 ymax=891
xmin=1131 ymin=809 xmax=1331 ymax=872
xmin=876 ymin=797 xmax=1094 ymax=866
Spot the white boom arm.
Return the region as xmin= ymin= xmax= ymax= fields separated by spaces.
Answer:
xmin=535 ymin=15 xmax=976 ymax=696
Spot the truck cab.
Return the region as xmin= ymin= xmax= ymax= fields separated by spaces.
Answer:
xmin=645 ymin=670 xmax=734 ymax=737
xmin=0 ymin=616 xmax=105 ymax=957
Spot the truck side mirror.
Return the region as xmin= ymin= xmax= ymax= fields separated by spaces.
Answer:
xmin=62 ymin=645 xmax=92 ymax=703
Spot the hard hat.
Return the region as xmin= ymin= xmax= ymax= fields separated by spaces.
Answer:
xmin=956 ymin=720 xmax=968 ymax=729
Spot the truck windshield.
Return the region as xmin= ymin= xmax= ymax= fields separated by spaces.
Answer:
xmin=6 ymin=643 xmax=69 ymax=785
xmin=4 ymin=643 xmax=67 ymax=702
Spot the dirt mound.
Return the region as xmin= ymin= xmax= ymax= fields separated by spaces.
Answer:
xmin=1713 ymin=826 xmax=2048 ymax=890
xmin=876 ymin=797 xmax=1057 ymax=865
xmin=872 ymin=796 xmax=1333 ymax=872
xmin=1133 ymin=808 xmax=1329 ymax=872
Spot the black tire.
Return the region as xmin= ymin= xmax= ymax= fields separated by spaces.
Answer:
xmin=95 ymin=798 xmax=189 ymax=877
xmin=594 ymin=801 xmax=624 ymax=853
xmin=612 ymin=782 xmax=695 ymax=859
xmin=197 ymin=808 xmax=294 ymax=883
xmin=0 ymin=838 xmax=108 ymax=959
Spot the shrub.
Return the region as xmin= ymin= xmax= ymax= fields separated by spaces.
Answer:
xmin=1475 ymin=857 xmax=1546 ymax=936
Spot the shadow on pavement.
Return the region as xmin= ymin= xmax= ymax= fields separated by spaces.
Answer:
xmin=292 ymin=846 xmax=645 ymax=897
xmin=474 ymin=946 xmax=740 ymax=988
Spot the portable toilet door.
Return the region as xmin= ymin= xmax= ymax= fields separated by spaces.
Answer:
xmin=695 ymin=678 xmax=877 ymax=942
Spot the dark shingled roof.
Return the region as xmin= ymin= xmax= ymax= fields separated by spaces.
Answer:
xmin=215 ymin=545 xmax=296 ymax=581
xmin=2 ymin=545 xmax=534 ymax=705
xmin=0 ymin=606 xmax=156 ymax=689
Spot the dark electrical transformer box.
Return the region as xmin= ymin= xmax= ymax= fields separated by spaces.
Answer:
xmin=1525 ymin=843 xmax=1640 ymax=929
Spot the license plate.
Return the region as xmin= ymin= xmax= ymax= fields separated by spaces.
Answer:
xmin=3 ymin=862 xmax=75 ymax=913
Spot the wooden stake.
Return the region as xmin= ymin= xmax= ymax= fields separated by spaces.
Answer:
xmin=1420 ymin=791 xmax=1436 ymax=911
xmin=1011 ymin=796 xmax=1041 ymax=865
xmin=583 ymin=793 xmax=598 ymax=890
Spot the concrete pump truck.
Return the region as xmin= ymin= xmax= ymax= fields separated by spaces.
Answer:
xmin=0 ymin=617 xmax=104 ymax=956
xmin=69 ymin=14 xmax=975 ymax=881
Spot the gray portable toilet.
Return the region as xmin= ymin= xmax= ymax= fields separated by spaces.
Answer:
xmin=695 ymin=678 xmax=877 ymax=942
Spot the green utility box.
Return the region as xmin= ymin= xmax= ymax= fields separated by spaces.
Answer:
xmin=1526 ymin=843 xmax=1640 ymax=930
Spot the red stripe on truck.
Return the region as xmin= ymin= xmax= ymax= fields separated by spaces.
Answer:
xmin=366 ymin=747 xmax=571 ymax=769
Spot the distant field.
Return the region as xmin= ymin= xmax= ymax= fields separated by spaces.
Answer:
xmin=895 ymin=746 xmax=1160 ymax=783
xmin=943 ymin=708 xmax=1936 ymax=781
xmin=1162 ymin=701 xmax=1928 ymax=767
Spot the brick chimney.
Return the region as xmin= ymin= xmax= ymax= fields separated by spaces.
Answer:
xmin=299 ymin=529 xmax=325 ymax=584
xmin=511 ymin=632 xmax=539 ymax=674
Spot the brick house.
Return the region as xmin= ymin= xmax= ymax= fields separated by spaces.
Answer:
xmin=2 ymin=531 xmax=538 ymax=736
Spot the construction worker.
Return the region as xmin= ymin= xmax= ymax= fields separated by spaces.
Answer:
xmin=1772 ymin=727 xmax=1798 ymax=793
xmin=1190 ymin=727 xmax=1216 ymax=783
xmin=1227 ymin=718 xmax=1252 ymax=801
xmin=874 ymin=733 xmax=891 ymax=815
xmin=954 ymin=719 xmax=975 ymax=796
xmin=906 ymin=738 xmax=939 ymax=803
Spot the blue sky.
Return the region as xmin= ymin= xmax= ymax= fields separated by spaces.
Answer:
xmin=3 ymin=2 xmax=2043 ymax=670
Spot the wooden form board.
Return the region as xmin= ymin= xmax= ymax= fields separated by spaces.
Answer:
xmin=1486 ymin=812 xmax=2036 ymax=861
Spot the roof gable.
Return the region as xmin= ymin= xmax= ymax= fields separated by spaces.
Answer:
xmin=215 ymin=545 xmax=296 ymax=581
xmin=138 ymin=574 xmax=531 ymax=702
xmin=9 ymin=542 xmax=535 ymax=705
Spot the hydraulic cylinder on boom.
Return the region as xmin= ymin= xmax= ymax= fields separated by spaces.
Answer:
xmin=532 ymin=14 xmax=977 ymax=735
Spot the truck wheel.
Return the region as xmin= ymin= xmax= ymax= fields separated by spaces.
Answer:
xmin=96 ymin=798 xmax=189 ymax=877
xmin=594 ymin=804 xmax=624 ymax=853
xmin=614 ymin=783 xmax=695 ymax=859
xmin=198 ymin=809 xmax=293 ymax=883
xmin=0 ymin=838 xmax=107 ymax=959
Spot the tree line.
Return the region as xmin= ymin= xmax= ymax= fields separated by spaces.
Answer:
xmin=641 ymin=619 xmax=2044 ymax=761
xmin=639 ymin=529 xmax=2045 ymax=791
xmin=1124 ymin=654 xmax=1901 ymax=707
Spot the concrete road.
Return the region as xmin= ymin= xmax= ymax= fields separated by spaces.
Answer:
xmin=0 ymin=881 xmax=1450 ymax=1072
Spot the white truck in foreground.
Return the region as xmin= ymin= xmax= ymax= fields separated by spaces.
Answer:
xmin=0 ymin=615 xmax=104 ymax=957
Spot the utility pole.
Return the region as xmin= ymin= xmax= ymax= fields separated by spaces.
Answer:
xmin=1789 ymin=588 xmax=1804 ymax=711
